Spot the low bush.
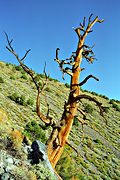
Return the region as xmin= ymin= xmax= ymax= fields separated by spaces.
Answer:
xmin=109 ymin=99 xmax=120 ymax=111
xmin=45 ymin=87 xmax=52 ymax=92
xmin=65 ymin=83 xmax=70 ymax=88
xmin=112 ymin=103 xmax=120 ymax=112
xmin=93 ymin=139 xmax=102 ymax=144
xmin=39 ymin=74 xmax=45 ymax=78
xmin=16 ymin=95 xmax=26 ymax=105
xmin=114 ymin=99 xmax=120 ymax=104
xmin=21 ymin=74 xmax=28 ymax=80
xmin=9 ymin=92 xmax=18 ymax=102
xmin=91 ymin=91 xmax=99 ymax=96
xmin=73 ymin=116 xmax=79 ymax=126
xmin=109 ymin=99 xmax=114 ymax=104
xmin=26 ymin=98 xmax=34 ymax=106
xmin=84 ymin=103 xmax=94 ymax=114
xmin=49 ymin=76 xmax=59 ymax=82
xmin=24 ymin=120 xmax=47 ymax=143
xmin=0 ymin=77 xmax=4 ymax=83
xmin=99 ymin=94 xmax=109 ymax=100
xmin=15 ymin=65 xmax=22 ymax=71
xmin=10 ymin=75 xmax=16 ymax=80
xmin=6 ymin=62 xmax=12 ymax=66
xmin=9 ymin=93 xmax=26 ymax=106
xmin=103 ymin=107 xmax=109 ymax=113
xmin=9 ymin=129 xmax=24 ymax=149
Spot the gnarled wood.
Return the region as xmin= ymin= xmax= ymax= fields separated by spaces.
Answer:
xmin=6 ymin=15 xmax=104 ymax=174
xmin=47 ymin=15 xmax=104 ymax=167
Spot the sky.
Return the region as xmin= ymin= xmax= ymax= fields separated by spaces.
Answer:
xmin=0 ymin=0 xmax=120 ymax=100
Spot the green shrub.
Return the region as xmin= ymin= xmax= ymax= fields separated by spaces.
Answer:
xmin=9 ymin=92 xmax=18 ymax=101
xmin=109 ymin=100 xmax=120 ymax=111
xmin=93 ymin=139 xmax=102 ymax=144
xmin=34 ymin=164 xmax=56 ymax=180
xmin=56 ymin=92 xmax=61 ymax=97
xmin=73 ymin=116 xmax=79 ymax=126
xmin=10 ymin=75 xmax=16 ymax=80
xmin=34 ymin=75 xmax=43 ymax=88
xmin=112 ymin=103 xmax=120 ymax=112
xmin=65 ymin=83 xmax=70 ymax=88
xmin=6 ymin=62 xmax=12 ymax=66
xmin=21 ymin=74 xmax=27 ymax=80
xmin=99 ymin=94 xmax=109 ymax=100
xmin=109 ymin=99 xmax=114 ymax=104
xmin=9 ymin=93 xmax=26 ymax=106
xmin=39 ymin=74 xmax=45 ymax=78
xmin=87 ymin=138 xmax=94 ymax=149
xmin=16 ymin=95 xmax=26 ymax=105
xmin=24 ymin=120 xmax=47 ymax=143
xmin=0 ymin=77 xmax=4 ymax=83
xmin=103 ymin=107 xmax=109 ymax=113
xmin=38 ymin=81 xmax=43 ymax=88
xmin=45 ymin=87 xmax=51 ymax=92
xmin=91 ymin=91 xmax=99 ymax=96
xmin=84 ymin=103 xmax=93 ymax=114
xmin=53 ymin=78 xmax=59 ymax=82
xmin=15 ymin=65 xmax=22 ymax=71
xmin=49 ymin=77 xmax=59 ymax=82
xmin=114 ymin=99 xmax=120 ymax=104
xmin=27 ymin=98 xmax=34 ymax=106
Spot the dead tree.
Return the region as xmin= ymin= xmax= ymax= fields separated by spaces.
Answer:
xmin=5 ymin=15 xmax=104 ymax=171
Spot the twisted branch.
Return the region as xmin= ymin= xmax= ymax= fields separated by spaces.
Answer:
xmin=73 ymin=94 xmax=105 ymax=116
xmin=74 ymin=15 xmax=104 ymax=40
xmin=79 ymin=75 xmax=99 ymax=86
xmin=5 ymin=32 xmax=54 ymax=126
xmin=54 ymin=48 xmax=73 ymax=80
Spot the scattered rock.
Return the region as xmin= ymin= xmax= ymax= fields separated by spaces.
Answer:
xmin=29 ymin=140 xmax=57 ymax=178
xmin=0 ymin=140 xmax=58 ymax=180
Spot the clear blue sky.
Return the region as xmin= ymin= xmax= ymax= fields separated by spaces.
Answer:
xmin=0 ymin=0 xmax=120 ymax=100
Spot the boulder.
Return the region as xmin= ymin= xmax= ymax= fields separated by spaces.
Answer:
xmin=30 ymin=140 xmax=58 ymax=179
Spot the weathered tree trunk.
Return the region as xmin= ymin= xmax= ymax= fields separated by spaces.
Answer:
xmin=5 ymin=14 xmax=104 ymax=177
xmin=47 ymin=39 xmax=84 ymax=167
xmin=47 ymin=16 xmax=104 ymax=168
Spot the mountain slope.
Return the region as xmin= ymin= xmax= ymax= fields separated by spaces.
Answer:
xmin=0 ymin=61 xmax=120 ymax=180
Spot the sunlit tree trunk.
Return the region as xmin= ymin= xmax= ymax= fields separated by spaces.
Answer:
xmin=5 ymin=14 xmax=104 ymax=179
xmin=47 ymin=16 xmax=104 ymax=167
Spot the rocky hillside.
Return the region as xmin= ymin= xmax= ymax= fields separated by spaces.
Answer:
xmin=0 ymin=61 xmax=120 ymax=180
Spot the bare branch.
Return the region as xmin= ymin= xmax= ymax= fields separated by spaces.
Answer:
xmin=88 ymin=13 xmax=93 ymax=24
xmin=4 ymin=32 xmax=14 ymax=51
xmin=74 ymin=15 xmax=103 ymax=42
xmin=5 ymin=33 xmax=54 ymax=126
xmin=79 ymin=75 xmax=99 ymax=86
xmin=83 ymin=16 xmax=86 ymax=27
xmin=77 ymin=108 xmax=86 ymax=120
xmin=66 ymin=140 xmax=79 ymax=155
xmin=74 ymin=27 xmax=81 ymax=38
xmin=84 ymin=55 xmax=96 ymax=63
xmin=97 ymin=18 xmax=104 ymax=23
xmin=56 ymin=48 xmax=60 ymax=59
xmin=21 ymin=49 xmax=31 ymax=61
xmin=82 ymin=43 xmax=96 ymax=63
xmin=73 ymin=94 xmax=105 ymax=116
xmin=54 ymin=48 xmax=74 ymax=79
xmin=76 ymin=116 xmax=88 ymax=126
xmin=82 ymin=16 xmax=104 ymax=39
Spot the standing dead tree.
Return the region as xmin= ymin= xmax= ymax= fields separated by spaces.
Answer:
xmin=5 ymin=14 xmax=104 ymax=172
